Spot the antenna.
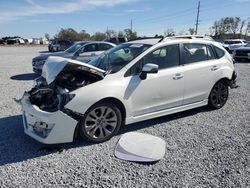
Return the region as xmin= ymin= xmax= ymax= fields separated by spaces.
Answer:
xmin=195 ymin=1 xmax=200 ymax=35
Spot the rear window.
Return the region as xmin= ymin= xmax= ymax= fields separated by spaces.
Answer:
xmin=99 ymin=43 xmax=113 ymax=51
xmin=214 ymin=46 xmax=225 ymax=58
xmin=183 ymin=43 xmax=213 ymax=64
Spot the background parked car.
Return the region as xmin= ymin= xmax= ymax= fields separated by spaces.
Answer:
xmin=222 ymin=39 xmax=247 ymax=53
xmin=105 ymin=37 xmax=128 ymax=45
xmin=6 ymin=38 xmax=25 ymax=45
xmin=48 ymin=39 xmax=73 ymax=52
xmin=33 ymin=41 xmax=116 ymax=73
xmin=0 ymin=39 xmax=4 ymax=45
xmin=233 ymin=44 xmax=250 ymax=62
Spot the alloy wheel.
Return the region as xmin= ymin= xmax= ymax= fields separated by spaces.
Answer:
xmin=209 ymin=82 xmax=228 ymax=108
xmin=84 ymin=106 xmax=118 ymax=140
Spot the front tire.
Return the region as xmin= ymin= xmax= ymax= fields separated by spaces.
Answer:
xmin=208 ymin=81 xmax=229 ymax=109
xmin=78 ymin=101 xmax=122 ymax=143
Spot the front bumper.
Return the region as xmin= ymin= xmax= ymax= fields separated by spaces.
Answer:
xmin=21 ymin=92 xmax=78 ymax=144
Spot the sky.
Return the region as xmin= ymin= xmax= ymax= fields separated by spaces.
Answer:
xmin=0 ymin=0 xmax=249 ymax=38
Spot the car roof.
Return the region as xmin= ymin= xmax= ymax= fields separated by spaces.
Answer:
xmin=74 ymin=41 xmax=115 ymax=46
xmin=127 ymin=38 xmax=162 ymax=45
xmin=126 ymin=35 xmax=219 ymax=47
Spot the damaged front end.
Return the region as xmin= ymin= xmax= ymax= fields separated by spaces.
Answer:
xmin=20 ymin=56 xmax=105 ymax=144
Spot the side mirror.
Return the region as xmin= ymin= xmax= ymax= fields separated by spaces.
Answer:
xmin=140 ymin=63 xmax=158 ymax=80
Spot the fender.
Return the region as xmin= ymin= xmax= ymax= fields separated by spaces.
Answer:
xmin=65 ymin=75 xmax=129 ymax=117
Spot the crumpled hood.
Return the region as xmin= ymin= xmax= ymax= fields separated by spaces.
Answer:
xmin=42 ymin=56 xmax=105 ymax=84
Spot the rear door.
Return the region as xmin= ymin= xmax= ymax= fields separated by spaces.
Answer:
xmin=75 ymin=43 xmax=98 ymax=62
xmin=98 ymin=43 xmax=114 ymax=55
xmin=181 ymin=43 xmax=221 ymax=105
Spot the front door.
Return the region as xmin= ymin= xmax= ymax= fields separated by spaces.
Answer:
xmin=124 ymin=44 xmax=185 ymax=116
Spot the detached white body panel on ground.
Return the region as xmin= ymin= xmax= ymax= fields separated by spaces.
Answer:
xmin=115 ymin=132 xmax=166 ymax=162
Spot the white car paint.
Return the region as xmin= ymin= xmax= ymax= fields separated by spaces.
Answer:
xmin=21 ymin=38 xmax=236 ymax=144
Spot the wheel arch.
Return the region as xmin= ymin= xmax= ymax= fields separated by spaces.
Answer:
xmin=216 ymin=77 xmax=231 ymax=85
xmin=207 ymin=77 xmax=230 ymax=99
xmin=96 ymin=97 xmax=126 ymax=124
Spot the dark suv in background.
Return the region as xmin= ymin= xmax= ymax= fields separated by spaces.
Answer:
xmin=48 ymin=39 xmax=73 ymax=52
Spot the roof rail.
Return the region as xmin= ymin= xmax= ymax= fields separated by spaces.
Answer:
xmin=163 ymin=35 xmax=214 ymax=41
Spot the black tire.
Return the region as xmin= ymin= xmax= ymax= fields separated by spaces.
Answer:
xmin=208 ymin=80 xmax=229 ymax=109
xmin=78 ymin=101 xmax=122 ymax=143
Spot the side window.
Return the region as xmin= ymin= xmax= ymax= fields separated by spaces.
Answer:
xmin=214 ymin=46 xmax=225 ymax=58
xmin=183 ymin=43 xmax=209 ymax=64
xmin=99 ymin=43 xmax=113 ymax=51
xmin=84 ymin=44 xmax=97 ymax=52
xmin=126 ymin=44 xmax=180 ymax=76
xmin=207 ymin=45 xmax=217 ymax=60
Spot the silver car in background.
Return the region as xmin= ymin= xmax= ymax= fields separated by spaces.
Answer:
xmin=32 ymin=41 xmax=116 ymax=73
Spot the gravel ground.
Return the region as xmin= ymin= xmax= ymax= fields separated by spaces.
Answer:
xmin=0 ymin=46 xmax=249 ymax=187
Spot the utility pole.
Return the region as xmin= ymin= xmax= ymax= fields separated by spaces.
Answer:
xmin=130 ymin=19 xmax=133 ymax=31
xmin=195 ymin=1 xmax=200 ymax=35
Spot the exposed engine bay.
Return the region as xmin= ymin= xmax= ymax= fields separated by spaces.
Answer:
xmin=28 ymin=60 xmax=104 ymax=112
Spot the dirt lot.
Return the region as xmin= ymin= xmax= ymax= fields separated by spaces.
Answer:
xmin=0 ymin=46 xmax=249 ymax=187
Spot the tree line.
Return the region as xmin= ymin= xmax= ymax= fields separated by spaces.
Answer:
xmin=52 ymin=28 xmax=138 ymax=42
xmin=164 ymin=17 xmax=250 ymax=39
xmin=210 ymin=17 xmax=250 ymax=39
xmin=2 ymin=16 xmax=248 ymax=43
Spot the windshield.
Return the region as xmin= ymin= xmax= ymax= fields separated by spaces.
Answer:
xmin=65 ymin=42 xmax=86 ymax=53
xmin=89 ymin=43 xmax=151 ymax=73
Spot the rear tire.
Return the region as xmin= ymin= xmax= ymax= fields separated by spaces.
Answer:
xmin=78 ymin=101 xmax=122 ymax=143
xmin=208 ymin=81 xmax=229 ymax=109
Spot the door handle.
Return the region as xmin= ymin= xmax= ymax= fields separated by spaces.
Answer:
xmin=211 ymin=65 xmax=219 ymax=71
xmin=173 ymin=73 xmax=183 ymax=80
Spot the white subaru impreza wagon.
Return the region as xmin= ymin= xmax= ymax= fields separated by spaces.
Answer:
xmin=20 ymin=36 xmax=237 ymax=144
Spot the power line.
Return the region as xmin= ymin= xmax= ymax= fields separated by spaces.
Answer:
xmin=107 ymin=0 xmax=249 ymax=34
xmin=136 ymin=7 xmax=196 ymax=23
